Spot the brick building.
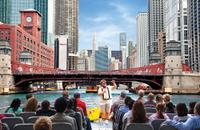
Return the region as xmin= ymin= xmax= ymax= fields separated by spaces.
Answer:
xmin=0 ymin=9 xmax=54 ymax=72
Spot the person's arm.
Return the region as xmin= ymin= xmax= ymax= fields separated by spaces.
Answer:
xmin=164 ymin=118 xmax=194 ymax=130
xmin=98 ymin=87 xmax=105 ymax=96
xmin=111 ymin=80 xmax=117 ymax=90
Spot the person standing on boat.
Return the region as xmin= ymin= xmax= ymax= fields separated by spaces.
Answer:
xmin=98 ymin=79 xmax=117 ymax=119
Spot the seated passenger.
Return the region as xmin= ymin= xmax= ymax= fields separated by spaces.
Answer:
xmin=36 ymin=100 xmax=55 ymax=116
xmin=74 ymin=92 xmax=87 ymax=116
xmin=137 ymin=90 xmax=145 ymax=103
xmin=5 ymin=98 xmax=22 ymax=115
xmin=144 ymin=93 xmax=156 ymax=108
xmin=189 ymin=102 xmax=196 ymax=114
xmin=113 ymin=96 xmax=133 ymax=130
xmin=50 ymin=97 xmax=78 ymax=130
xmin=149 ymin=103 xmax=169 ymax=121
xmin=122 ymin=98 xmax=134 ymax=123
xmin=111 ymin=91 xmax=126 ymax=114
xmin=164 ymin=102 xmax=200 ymax=130
xmin=26 ymin=93 xmax=33 ymax=100
xmin=173 ymin=103 xmax=189 ymax=121
xmin=155 ymin=94 xmax=164 ymax=104
xmin=24 ymin=97 xmax=38 ymax=112
xmin=128 ymin=101 xmax=149 ymax=124
xmin=163 ymin=94 xmax=175 ymax=113
xmin=34 ymin=117 xmax=52 ymax=130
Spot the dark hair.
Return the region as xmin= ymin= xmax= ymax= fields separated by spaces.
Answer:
xmin=67 ymin=98 xmax=77 ymax=111
xmin=156 ymin=103 xmax=165 ymax=119
xmin=10 ymin=98 xmax=21 ymax=112
xmin=176 ymin=103 xmax=188 ymax=117
xmin=165 ymin=102 xmax=175 ymax=113
xmin=128 ymin=100 xmax=134 ymax=110
xmin=54 ymin=97 xmax=67 ymax=113
xmin=41 ymin=100 xmax=50 ymax=110
xmin=194 ymin=102 xmax=200 ymax=115
xmin=189 ymin=102 xmax=196 ymax=114
xmin=26 ymin=93 xmax=33 ymax=100
xmin=74 ymin=93 xmax=80 ymax=99
xmin=124 ymin=96 xmax=133 ymax=106
xmin=120 ymin=91 xmax=126 ymax=98
xmin=131 ymin=101 xmax=148 ymax=123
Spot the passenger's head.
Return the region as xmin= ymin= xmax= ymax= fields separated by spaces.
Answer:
xmin=128 ymin=99 xmax=134 ymax=110
xmin=124 ymin=96 xmax=133 ymax=106
xmin=138 ymin=90 xmax=144 ymax=98
xmin=74 ymin=92 xmax=80 ymax=99
xmin=131 ymin=101 xmax=148 ymax=123
xmin=34 ymin=117 xmax=52 ymax=130
xmin=147 ymin=93 xmax=154 ymax=102
xmin=189 ymin=102 xmax=196 ymax=114
xmin=10 ymin=98 xmax=21 ymax=111
xmin=67 ymin=98 xmax=77 ymax=111
xmin=62 ymin=91 xmax=69 ymax=99
xmin=156 ymin=103 xmax=166 ymax=119
xmin=194 ymin=102 xmax=200 ymax=115
xmin=163 ymin=94 xmax=171 ymax=103
xmin=156 ymin=94 xmax=163 ymax=103
xmin=176 ymin=103 xmax=188 ymax=117
xmin=41 ymin=100 xmax=50 ymax=110
xmin=120 ymin=91 xmax=126 ymax=99
xmin=24 ymin=97 xmax=38 ymax=112
xmin=54 ymin=97 xmax=67 ymax=113
xmin=26 ymin=93 xmax=33 ymax=100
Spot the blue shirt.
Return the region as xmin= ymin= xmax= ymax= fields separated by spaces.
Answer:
xmin=164 ymin=115 xmax=200 ymax=130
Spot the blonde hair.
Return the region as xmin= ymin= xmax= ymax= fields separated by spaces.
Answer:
xmin=24 ymin=97 xmax=38 ymax=112
xmin=163 ymin=94 xmax=171 ymax=102
xmin=34 ymin=117 xmax=52 ymax=130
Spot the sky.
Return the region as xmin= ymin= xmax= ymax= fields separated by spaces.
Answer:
xmin=79 ymin=0 xmax=147 ymax=51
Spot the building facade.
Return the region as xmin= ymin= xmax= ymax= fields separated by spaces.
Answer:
xmin=157 ymin=32 xmax=166 ymax=63
xmin=188 ymin=0 xmax=200 ymax=72
xmin=148 ymin=0 xmax=164 ymax=63
xmin=0 ymin=10 xmax=54 ymax=72
xmin=55 ymin=0 xmax=79 ymax=70
xmin=136 ymin=12 xmax=149 ymax=67
xmin=95 ymin=46 xmax=109 ymax=71
xmin=165 ymin=0 xmax=189 ymax=65
xmin=127 ymin=46 xmax=137 ymax=68
xmin=54 ymin=35 xmax=68 ymax=70
xmin=128 ymin=41 xmax=134 ymax=56
xmin=120 ymin=32 xmax=127 ymax=69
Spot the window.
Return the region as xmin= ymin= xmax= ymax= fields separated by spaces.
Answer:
xmin=184 ymin=16 xmax=187 ymax=25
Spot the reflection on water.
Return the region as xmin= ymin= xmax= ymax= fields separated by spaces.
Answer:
xmin=0 ymin=89 xmax=200 ymax=110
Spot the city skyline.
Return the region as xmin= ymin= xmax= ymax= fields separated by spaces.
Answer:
xmin=79 ymin=0 xmax=147 ymax=51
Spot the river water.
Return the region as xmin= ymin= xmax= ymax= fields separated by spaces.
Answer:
xmin=0 ymin=89 xmax=200 ymax=110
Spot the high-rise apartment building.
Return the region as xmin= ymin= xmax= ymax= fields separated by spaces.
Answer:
xmin=188 ymin=0 xmax=200 ymax=72
xmin=127 ymin=46 xmax=137 ymax=68
xmin=120 ymin=32 xmax=127 ymax=69
xmin=165 ymin=0 xmax=189 ymax=65
xmin=128 ymin=41 xmax=134 ymax=56
xmin=136 ymin=12 xmax=149 ymax=67
xmin=55 ymin=0 xmax=79 ymax=70
xmin=148 ymin=0 xmax=164 ymax=63
xmin=157 ymin=32 xmax=166 ymax=63
xmin=95 ymin=46 xmax=109 ymax=71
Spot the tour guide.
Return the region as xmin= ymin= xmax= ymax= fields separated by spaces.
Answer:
xmin=98 ymin=79 xmax=116 ymax=119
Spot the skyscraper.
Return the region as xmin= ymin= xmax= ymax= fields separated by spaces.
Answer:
xmin=148 ymin=0 xmax=164 ymax=63
xmin=0 ymin=0 xmax=34 ymax=24
xmin=120 ymin=32 xmax=127 ymax=69
xmin=0 ymin=0 xmax=55 ymax=45
xmin=95 ymin=46 xmax=109 ymax=71
xmin=136 ymin=12 xmax=149 ymax=67
xmin=128 ymin=41 xmax=134 ymax=56
xmin=188 ymin=0 xmax=200 ymax=72
xmin=55 ymin=0 xmax=79 ymax=70
xmin=165 ymin=0 xmax=189 ymax=65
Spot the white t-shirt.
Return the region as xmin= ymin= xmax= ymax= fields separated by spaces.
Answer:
xmin=98 ymin=85 xmax=112 ymax=102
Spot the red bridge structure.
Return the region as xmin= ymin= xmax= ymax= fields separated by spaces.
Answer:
xmin=12 ymin=62 xmax=192 ymax=90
